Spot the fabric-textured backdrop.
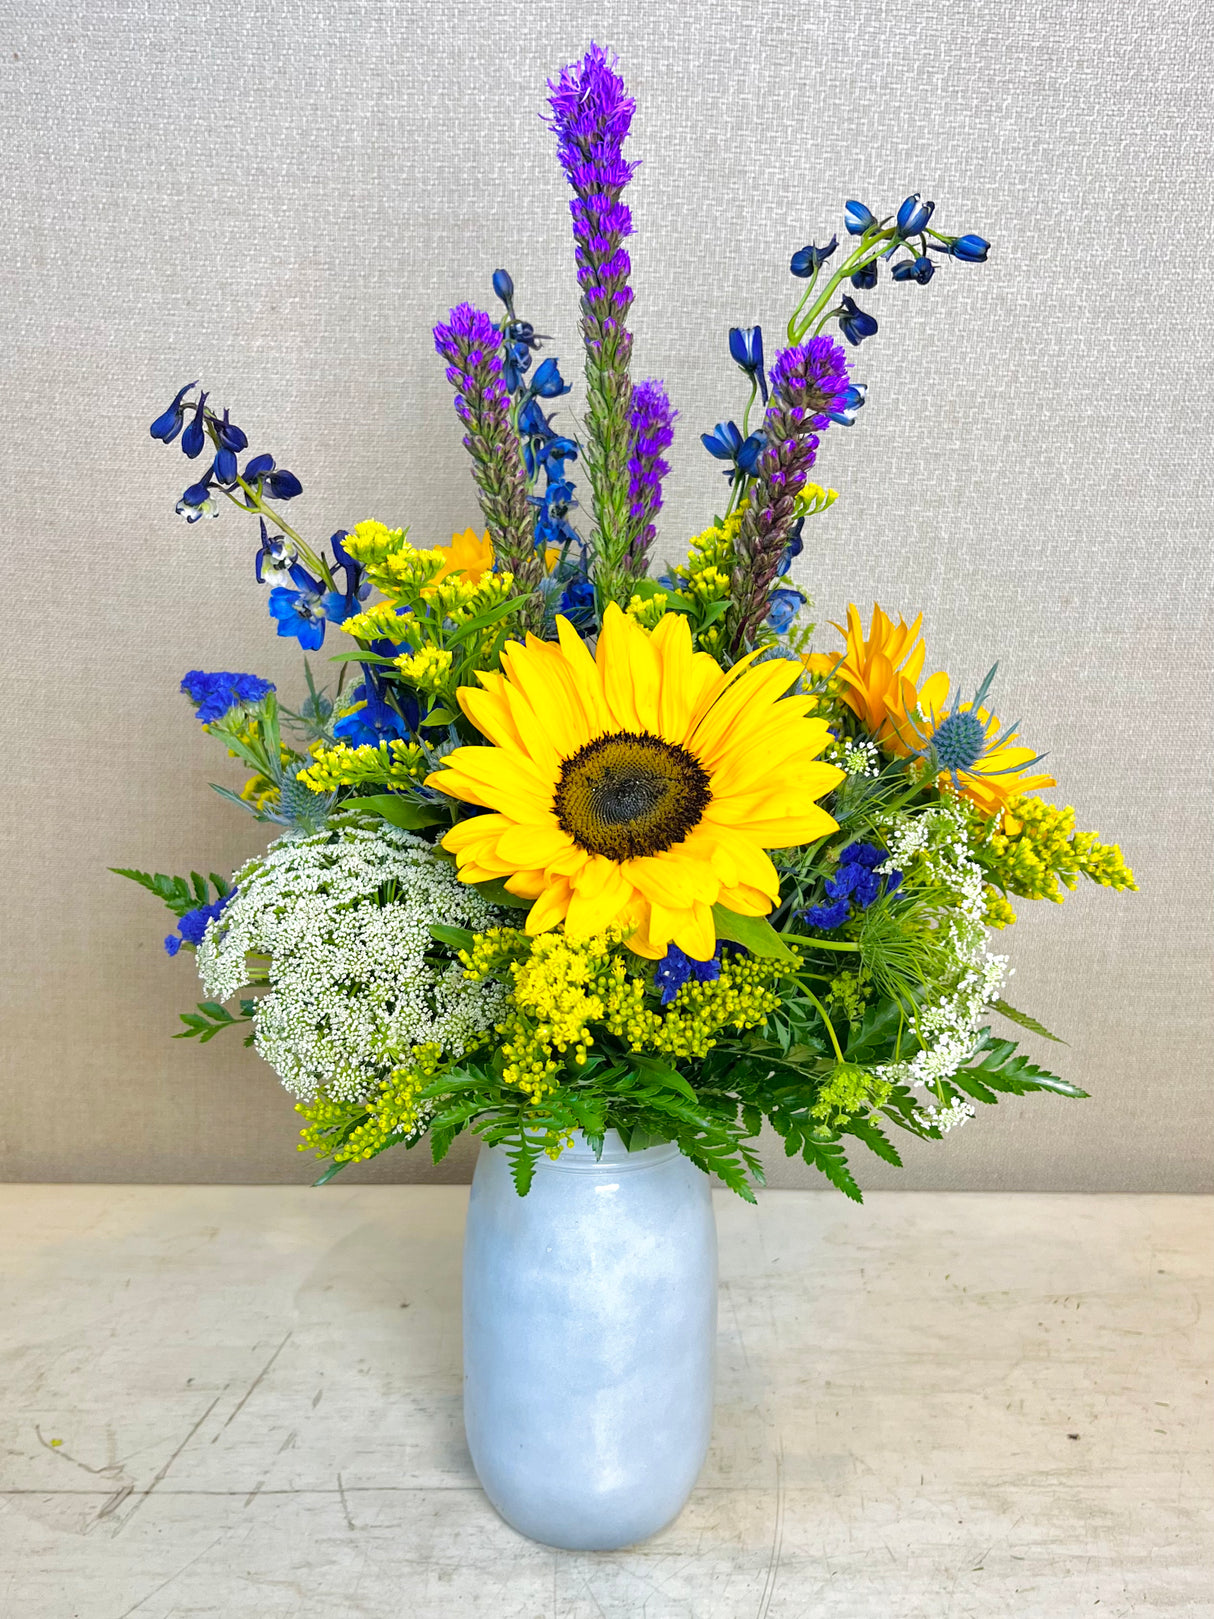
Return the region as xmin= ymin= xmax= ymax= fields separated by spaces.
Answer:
xmin=2 ymin=0 xmax=1211 ymax=1188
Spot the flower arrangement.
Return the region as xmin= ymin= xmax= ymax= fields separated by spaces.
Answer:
xmin=120 ymin=44 xmax=1135 ymax=1200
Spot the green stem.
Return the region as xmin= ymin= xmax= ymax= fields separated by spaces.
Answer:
xmin=802 ymin=986 xmax=845 ymax=1063
xmin=781 ymin=934 xmax=861 ymax=951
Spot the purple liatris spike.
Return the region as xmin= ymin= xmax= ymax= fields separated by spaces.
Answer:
xmin=625 ymin=379 xmax=676 ymax=573
xmin=728 ymin=336 xmax=851 ymax=650
xmin=433 ymin=303 xmax=542 ymax=600
xmin=546 ymin=44 xmax=639 ymax=597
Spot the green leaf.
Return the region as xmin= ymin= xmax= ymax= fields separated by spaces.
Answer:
xmin=845 ymin=996 xmax=907 ymax=1065
xmin=958 ymin=1032 xmax=1088 ymax=1099
xmin=355 ymin=794 xmax=445 ymax=829
xmin=628 ymin=1055 xmax=698 ymax=1101
xmin=800 ymin=1134 xmax=864 ymax=1203
xmin=711 ymin=905 xmax=796 ymax=961
xmin=989 ymin=998 xmax=1068 ymax=1044
xmin=421 ymin=707 xmax=456 ymax=726
xmin=470 ymin=876 xmax=531 ymax=910
xmin=843 ymin=1116 xmax=903 ymax=1168
xmin=430 ymin=924 xmax=476 ymax=955
xmin=327 ymin=650 xmax=401 ymax=665
xmin=313 ymin=1160 xmax=351 ymax=1186
xmin=446 ymin=594 xmax=525 ymax=647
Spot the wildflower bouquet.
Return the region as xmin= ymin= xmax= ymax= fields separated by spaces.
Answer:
xmin=120 ymin=45 xmax=1135 ymax=1201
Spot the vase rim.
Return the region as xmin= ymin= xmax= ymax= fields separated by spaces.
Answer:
xmin=533 ymin=1128 xmax=680 ymax=1172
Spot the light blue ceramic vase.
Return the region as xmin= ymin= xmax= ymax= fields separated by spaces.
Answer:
xmin=462 ymin=1128 xmax=718 ymax=1550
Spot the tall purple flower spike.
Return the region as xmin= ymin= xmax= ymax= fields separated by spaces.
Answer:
xmin=546 ymin=44 xmax=639 ymax=604
xmin=728 ymin=336 xmax=851 ymax=651
xmin=433 ymin=303 xmax=543 ymax=609
xmin=625 ymin=379 xmax=676 ymax=574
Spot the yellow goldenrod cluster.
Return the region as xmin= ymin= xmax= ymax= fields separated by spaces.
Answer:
xmin=460 ymin=926 xmax=785 ymax=1106
xmin=337 ymin=518 xmax=412 ymax=568
xmin=983 ymin=886 xmax=1019 ymax=929
xmin=395 ymin=645 xmax=455 ymax=696
xmin=625 ymin=590 xmax=671 ymax=630
xmin=663 ymin=510 xmax=746 ymax=655
xmin=296 ymin=1042 xmax=450 ymax=1164
xmin=970 ymin=794 xmax=1137 ymax=909
xmin=296 ymin=738 xmax=427 ymax=792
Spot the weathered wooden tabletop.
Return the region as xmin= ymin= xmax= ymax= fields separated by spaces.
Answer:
xmin=1 ymin=1186 xmax=1209 ymax=1618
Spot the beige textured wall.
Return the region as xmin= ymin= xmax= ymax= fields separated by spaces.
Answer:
xmin=2 ymin=0 xmax=1211 ymax=1188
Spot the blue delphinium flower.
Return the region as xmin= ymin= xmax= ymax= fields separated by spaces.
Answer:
xmin=775 ymin=518 xmax=804 ymax=578
xmin=333 ymin=677 xmax=411 ymax=746
xmin=929 ymin=232 xmax=990 ymax=263
xmin=180 ymin=670 xmax=275 ymax=724
xmin=180 ymin=393 xmax=209 ymax=459
xmin=556 ymin=572 xmax=596 ymax=628
xmin=701 ymin=420 xmax=766 ymax=483
xmin=844 ymin=200 xmax=876 ymax=236
xmin=728 ymin=326 xmax=768 ymax=404
xmin=254 ymin=518 xmax=297 ymax=585
xmin=653 ymin=942 xmax=737 ymax=1007
xmin=803 ymin=842 xmax=903 ymax=930
xmin=533 ymin=477 xmax=581 ymax=553
xmin=269 ymin=564 xmax=335 ymax=650
xmin=827 ymin=382 xmax=867 ymax=428
xmin=165 ymin=889 xmax=236 ymax=956
xmin=892 ymin=255 xmax=935 ymax=285
xmin=176 ymin=468 xmax=219 ymax=522
xmin=850 ymin=261 xmax=878 ymax=291
xmin=491 ymin=268 xmax=516 ymax=315
xmin=895 ymin=193 xmax=935 ymax=237
xmin=765 ymin=587 xmax=805 ymax=633
xmin=149 ymin=381 xmax=198 ymax=444
xmin=243 ymin=453 xmax=303 ymax=501
xmin=790 ymin=236 xmax=839 ymax=277
xmin=837 ymin=295 xmax=879 ymax=346
xmin=530 ymin=357 xmax=571 ymax=399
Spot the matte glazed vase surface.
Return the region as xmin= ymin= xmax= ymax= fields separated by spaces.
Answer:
xmin=462 ymin=1129 xmax=718 ymax=1550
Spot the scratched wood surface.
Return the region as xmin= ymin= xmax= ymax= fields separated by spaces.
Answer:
xmin=1 ymin=1187 xmax=1209 ymax=1618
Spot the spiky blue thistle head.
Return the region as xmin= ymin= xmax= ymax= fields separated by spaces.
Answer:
xmin=928 ymin=708 xmax=987 ymax=772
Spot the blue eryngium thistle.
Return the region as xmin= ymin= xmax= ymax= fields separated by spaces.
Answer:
xmin=790 ymin=237 xmax=838 ymax=277
xmin=728 ymin=326 xmax=768 ymax=404
xmin=727 ymin=336 xmax=851 ymax=651
xmin=433 ymin=302 xmax=542 ymax=607
xmin=149 ymin=381 xmax=197 ymax=443
xmin=546 ymin=44 xmax=640 ymax=606
xmin=838 ymin=295 xmax=879 ymax=346
xmin=625 ymin=378 xmax=676 ymax=574
xmin=844 ymin=200 xmax=876 ymax=236
xmin=895 ymin=193 xmax=935 ymax=237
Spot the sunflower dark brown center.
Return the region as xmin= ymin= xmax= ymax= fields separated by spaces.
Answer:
xmin=553 ymin=731 xmax=712 ymax=862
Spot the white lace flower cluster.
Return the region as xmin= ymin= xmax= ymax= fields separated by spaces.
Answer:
xmin=196 ymin=824 xmax=506 ymax=1103
xmin=874 ymin=797 xmax=1009 ymax=1109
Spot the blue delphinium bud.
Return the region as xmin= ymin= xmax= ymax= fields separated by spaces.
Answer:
xmin=950 ymin=233 xmax=990 ymax=263
xmin=790 ymin=236 xmax=839 ymax=277
xmin=215 ymin=409 xmax=247 ymax=452
xmin=176 ymin=468 xmax=218 ymax=522
xmin=837 ymin=295 xmax=879 ymax=346
xmin=530 ymin=357 xmax=571 ymax=398
xmin=701 ymin=420 xmax=744 ymax=461
xmin=180 ymin=392 xmax=209 ymax=459
xmin=850 ymin=262 xmax=878 ymax=291
xmin=776 ymin=517 xmax=804 ymax=577
xmin=827 ymin=382 xmax=868 ymax=427
xmin=149 ymin=381 xmax=197 ymax=444
xmin=255 ymin=518 xmax=297 ymax=584
xmin=844 ymin=200 xmax=876 ymax=236
xmin=213 ymin=446 xmax=239 ymax=484
xmin=736 ymin=432 xmax=766 ymax=475
xmin=895 ymin=193 xmax=935 ymax=237
xmin=728 ymin=325 xmax=768 ymax=404
xmin=891 ymin=255 xmax=935 ymax=284
xmin=243 ymin=454 xmax=302 ymax=500
xmin=491 ymin=268 xmax=515 ymax=313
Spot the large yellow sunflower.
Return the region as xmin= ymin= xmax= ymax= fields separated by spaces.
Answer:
xmin=901 ymin=671 xmax=1056 ymax=814
xmin=803 ymin=603 xmax=939 ymax=750
xmin=426 ymin=605 xmax=843 ymax=960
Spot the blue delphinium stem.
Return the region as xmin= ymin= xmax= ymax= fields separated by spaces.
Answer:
xmin=624 ymin=378 xmax=676 ymax=575
xmin=546 ymin=44 xmax=640 ymax=611
xmin=433 ymin=302 xmax=544 ymax=616
xmin=727 ymin=337 xmax=851 ymax=653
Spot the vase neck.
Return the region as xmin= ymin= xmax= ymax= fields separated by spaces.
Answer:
xmin=542 ymin=1129 xmax=679 ymax=1172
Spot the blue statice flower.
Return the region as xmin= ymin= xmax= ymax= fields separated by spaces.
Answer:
xmin=149 ymin=381 xmax=198 ymax=444
xmin=653 ymin=942 xmax=737 ymax=1007
xmin=164 ymin=889 xmax=236 ymax=956
xmin=180 ymin=670 xmax=276 ymax=724
xmin=802 ymin=842 xmax=903 ymax=930
xmin=701 ymin=420 xmax=766 ymax=484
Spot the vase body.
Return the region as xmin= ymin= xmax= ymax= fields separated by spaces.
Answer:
xmin=461 ymin=1129 xmax=717 ymax=1550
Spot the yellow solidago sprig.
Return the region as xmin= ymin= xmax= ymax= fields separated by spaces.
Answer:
xmin=296 ymin=737 xmax=428 ymax=794
xmin=968 ymin=793 xmax=1137 ymax=926
xmin=297 ymin=1041 xmax=462 ymax=1166
xmin=460 ymin=925 xmax=786 ymax=1106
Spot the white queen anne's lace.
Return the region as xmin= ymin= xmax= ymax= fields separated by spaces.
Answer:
xmin=196 ymin=824 xmax=506 ymax=1102
xmin=875 ymin=797 xmax=1009 ymax=1101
